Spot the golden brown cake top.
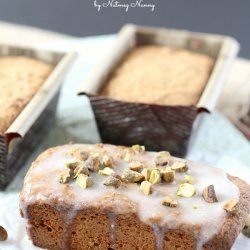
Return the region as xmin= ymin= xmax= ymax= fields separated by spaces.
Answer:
xmin=20 ymin=144 xmax=240 ymax=249
xmin=100 ymin=45 xmax=214 ymax=106
xmin=0 ymin=56 xmax=53 ymax=133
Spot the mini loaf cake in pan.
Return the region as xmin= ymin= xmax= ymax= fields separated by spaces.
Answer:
xmin=0 ymin=56 xmax=53 ymax=133
xmin=20 ymin=144 xmax=250 ymax=250
xmin=100 ymin=45 xmax=214 ymax=106
xmin=81 ymin=24 xmax=239 ymax=157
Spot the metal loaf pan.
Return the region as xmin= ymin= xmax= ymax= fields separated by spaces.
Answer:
xmin=79 ymin=24 xmax=239 ymax=157
xmin=0 ymin=43 xmax=76 ymax=189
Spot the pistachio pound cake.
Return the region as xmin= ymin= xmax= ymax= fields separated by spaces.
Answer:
xmin=19 ymin=144 xmax=250 ymax=250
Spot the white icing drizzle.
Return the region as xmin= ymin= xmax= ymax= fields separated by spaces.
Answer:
xmin=106 ymin=211 xmax=116 ymax=249
xmin=19 ymin=144 xmax=240 ymax=249
xmin=61 ymin=209 xmax=78 ymax=250
xmin=151 ymin=224 xmax=164 ymax=250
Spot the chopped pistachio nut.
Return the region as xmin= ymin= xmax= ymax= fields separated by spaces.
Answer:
xmin=242 ymin=215 xmax=250 ymax=238
xmin=129 ymin=161 xmax=144 ymax=172
xmin=74 ymin=163 xmax=89 ymax=178
xmin=102 ymin=154 xmax=114 ymax=168
xmin=140 ymin=181 xmax=152 ymax=195
xmin=132 ymin=144 xmax=145 ymax=153
xmin=154 ymin=151 xmax=171 ymax=166
xmin=99 ymin=167 xmax=115 ymax=176
xmin=193 ymin=204 xmax=199 ymax=209
xmin=122 ymin=169 xmax=144 ymax=183
xmin=65 ymin=161 xmax=79 ymax=170
xmin=161 ymin=167 xmax=175 ymax=183
xmin=184 ymin=175 xmax=194 ymax=184
xmin=92 ymin=152 xmax=100 ymax=158
xmin=76 ymin=174 xmax=93 ymax=189
xmin=111 ymin=173 xmax=123 ymax=181
xmin=202 ymin=185 xmax=218 ymax=203
xmin=68 ymin=148 xmax=77 ymax=156
xmin=104 ymin=176 xmax=121 ymax=188
xmin=115 ymin=152 xmax=124 ymax=159
xmin=124 ymin=148 xmax=135 ymax=154
xmin=0 ymin=225 xmax=8 ymax=241
xmin=171 ymin=161 xmax=188 ymax=173
xmin=124 ymin=152 xmax=133 ymax=162
xmin=85 ymin=156 xmax=101 ymax=172
xmin=177 ymin=183 xmax=196 ymax=197
xmin=57 ymin=169 xmax=73 ymax=184
xmin=149 ymin=169 xmax=162 ymax=185
xmin=161 ymin=197 xmax=178 ymax=207
xmin=141 ymin=168 xmax=151 ymax=181
xmin=242 ymin=225 xmax=250 ymax=238
xmin=74 ymin=150 xmax=89 ymax=161
xmin=223 ymin=198 xmax=239 ymax=215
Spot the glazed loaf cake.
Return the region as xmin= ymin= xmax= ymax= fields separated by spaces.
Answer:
xmin=0 ymin=56 xmax=53 ymax=133
xmin=100 ymin=45 xmax=214 ymax=106
xmin=20 ymin=144 xmax=250 ymax=250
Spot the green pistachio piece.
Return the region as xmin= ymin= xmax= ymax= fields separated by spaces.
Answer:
xmin=132 ymin=144 xmax=145 ymax=153
xmin=171 ymin=161 xmax=188 ymax=173
xmin=102 ymin=154 xmax=114 ymax=168
xmin=149 ymin=169 xmax=161 ymax=185
xmin=65 ymin=161 xmax=79 ymax=170
xmin=92 ymin=152 xmax=100 ymax=158
xmin=141 ymin=168 xmax=151 ymax=181
xmin=154 ymin=151 xmax=171 ymax=166
xmin=57 ymin=169 xmax=73 ymax=184
xmin=184 ymin=175 xmax=194 ymax=184
xmin=74 ymin=163 xmax=89 ymax=178
xmin=74 ymin=150 xmax=89 ymax=161
xmin=85 ymin=156 xmax=101 ymax=172
xmin=99 ymin=167 xmax=115 ymax=176
xmin=124 ymin=152 xmax=134 ymax=162
xmin=104 ymin=176 xmax=121 ymax=188
xmin=223 ymin=198 xmax=239 ymax=215
xmin=129 ymin=161 xmax=144 ymax=172
xmin=177 ymin=183 xmax=196 ymax=197
xmin=140 ymin=181 xmax=152 ymax=195
xmin=242 ymin=225 xmax=250 ymax=238
xmin=111 ymin=173 xmax=123 ymax=180
xmin=122 ymin=169 xmax=144 ymax=183
xmin=242 ymin=215 xmax=250 ymax=238
xmin=76 ymin=174 xmax=93 ymax=189
xmin=161 ymin=197 xmax=178 ymax=207
xmin=202 ymin=185 xmax=218 ymax=203
xmin=161 ymin=167 xmax=175 ymax=183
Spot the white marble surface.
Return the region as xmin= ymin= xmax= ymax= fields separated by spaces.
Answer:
xmin=0 ymin=35 xmax=249 ymax=249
